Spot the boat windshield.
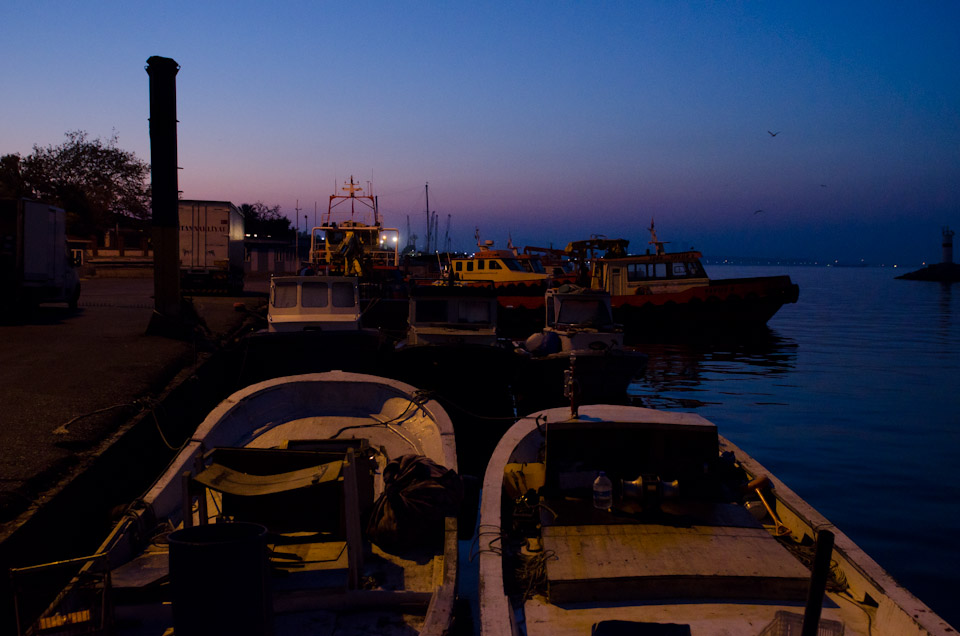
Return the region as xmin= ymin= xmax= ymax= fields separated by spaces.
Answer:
xmin=501 ymin=258 xmax=525 ymax=272
xmin=520 ymin=258 xmax=546 ymax=274
xmin=457 ymin=300 xmax=493 ymax=324
xmin=556 ymin=298 xmax=613 ymax=327
xmin=331 ymin=281 xmax=356 ymax=307
xmin=301 ymin=282 xmax=329 ymax=307
xmin=272 ymin=281 xmax=299 ymax=308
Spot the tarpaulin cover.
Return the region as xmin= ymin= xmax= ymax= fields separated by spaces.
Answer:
xmin=366 ymin=454 xmax=463 ymax=550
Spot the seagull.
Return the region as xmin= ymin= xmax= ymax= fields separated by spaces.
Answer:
xmin=753 ymin=209 xmax=764 ymax=215
xmin=768 ymin=130 xmax=780 ymax=137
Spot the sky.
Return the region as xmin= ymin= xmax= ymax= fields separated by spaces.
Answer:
xmin=3 ymin=1 xmax=960 ymax=265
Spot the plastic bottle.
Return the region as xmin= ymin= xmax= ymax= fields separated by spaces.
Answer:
xmin=593 ymin=471 xmax=613 ymax=510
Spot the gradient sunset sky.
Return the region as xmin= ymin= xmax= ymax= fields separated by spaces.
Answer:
xmin=4 ymin=1 xmax=959 ymax=264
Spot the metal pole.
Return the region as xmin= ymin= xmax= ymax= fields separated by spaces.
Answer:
xmin=145 ymin=56 xmax=181 ymax=329
xmin=801 ymin=529 xmax=835 ymax=636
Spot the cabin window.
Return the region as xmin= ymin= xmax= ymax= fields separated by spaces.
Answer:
xmin=466 ymin=262 xmax=474 ymax=272
xmin=415 ymin=299 xmax=448 ymax=323
xmin=502 ymin=259 xmax=523 ymax=271
xmin=458 ymin=300 xmax=492 ymax=323
xmin=331 ymin=282 xmax=355 ymax=307
xmin=627 ymin=263 xmax=648 ymax=281
xmin=301 ymin=282 xmax=329 ymax=307
xmin=488 ymin=260 xmax=502 ymax=270
xmin=478 ymin=260 xmax=485 ymax=270
xmin=455 ymin=262 xmax=463 ymax=272
xmin=672 ymin=262 xmax=687 ymax=277
xmin=529 ymin=259 xmax=546 ymax=274
xmin=653 ymin=263 xmax=667 ymax=278
xmin=272 ymin=281 xmax=299 ymax=308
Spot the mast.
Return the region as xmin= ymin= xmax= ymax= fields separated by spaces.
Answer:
xmin=425 ymin=182 xmax=431 ymax=253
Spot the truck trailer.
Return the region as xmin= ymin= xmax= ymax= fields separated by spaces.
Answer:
xmin=178 ymin=200 xmax=245 ymax=294
xmin=1 ymin=198 xmax=81 ymax=311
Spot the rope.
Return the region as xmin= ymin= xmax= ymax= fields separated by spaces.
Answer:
xmin=52 ymin=402 xmax=137 ymax=435
xmin=469 ymin=524 xmax=505 ymax=561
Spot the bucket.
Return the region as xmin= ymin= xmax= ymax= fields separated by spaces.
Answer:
xmin=168 ymin=521 xmax=272 ymax=636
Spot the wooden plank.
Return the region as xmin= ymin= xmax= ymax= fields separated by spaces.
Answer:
xmin=343 ymin=448 xmax=364 ymax=590
xmin=543 ymin=523 xmax=811 ymax=604
xmin=421 ymin=517 xmax=459 ymax=636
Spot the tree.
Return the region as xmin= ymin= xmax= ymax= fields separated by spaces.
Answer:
xmin=1 ymin=130 xmax=151 ymax=237
xmin=0 ymin=153 xmax=29 ymax=199
xmin=240 ymin=201 xmax=292 ymax=238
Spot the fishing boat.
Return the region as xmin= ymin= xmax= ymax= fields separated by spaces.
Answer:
xmin=236 ymin=275 xmax=390 ymax=384
xmin=514 ymin=286 xmax=647 ymax=411
xmin=565 ymin=223 xmax=800 ymax=340
xmin=306 ymin=176 xmax=408 ymax=333
xmin=308 ymin=177 xmax=400 ymax=277
xmin=389 ymin=283 xmax=518 ymax=477
xmin=266 ymin=274 xmax=366 ymax=332
xmin=478 ymin=403 xmax=955 ymax=636
xmin=441 ymin=232 xmax=551 ymax=339
xmin=13 ymin=371 xmax=461 ymax=636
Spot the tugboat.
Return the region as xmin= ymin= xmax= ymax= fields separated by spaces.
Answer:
xmin=566 ymin=222 xmax=800 ymax=340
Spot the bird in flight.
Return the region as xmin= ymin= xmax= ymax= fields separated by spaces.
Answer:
xmin=753 ymin=209 xmax=764 ymax=215
xmin=768 ymin=130 xmax=780 ymax=137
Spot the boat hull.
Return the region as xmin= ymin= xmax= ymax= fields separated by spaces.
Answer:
xmin=612 ymin=275 xmax=800 ymax=339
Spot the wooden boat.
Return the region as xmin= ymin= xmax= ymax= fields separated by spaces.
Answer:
xmin=565 ymin=223 xmax=800 ymax=339
xmin=515 ymin=287 xmax=647 ymax=410
xmin=478 ymin=404 xmax=955 ymax=636
xmin=14 ymin=371 xmax=460 ymax=635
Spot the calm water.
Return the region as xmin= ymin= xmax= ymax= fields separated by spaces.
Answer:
xmin=626 ymin=264 xmax=960 ymax=627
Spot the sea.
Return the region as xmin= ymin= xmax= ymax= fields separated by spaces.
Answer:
xmin=625 ymin=264 xmax=960 ymax=628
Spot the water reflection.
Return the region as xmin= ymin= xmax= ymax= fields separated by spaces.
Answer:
xmin=939 ymin=282 xmax=953 ymax=334
xmin=627 ymin=330 xmax=798 ymax=410
xmin=629 ymin=330 xmax=798 ymax=409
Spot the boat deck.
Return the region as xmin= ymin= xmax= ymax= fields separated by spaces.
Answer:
xmin=522 ymin=595 xmax=864 ymax=636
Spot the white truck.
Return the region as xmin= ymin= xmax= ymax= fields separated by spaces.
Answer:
xmin=1 ymin=198 xmax=81 ymax=311
xmin=178 ymin=200 xmax=245 ymax=294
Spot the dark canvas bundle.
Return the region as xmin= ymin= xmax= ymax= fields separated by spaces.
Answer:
xmin=366 ymin=454 xmax=463 ymax=550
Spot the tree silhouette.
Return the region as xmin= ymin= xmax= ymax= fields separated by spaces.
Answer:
xmin=1 ymin=130 xmax=150 ymax=237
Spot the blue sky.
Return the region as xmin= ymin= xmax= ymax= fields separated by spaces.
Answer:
xmin=3 ymin=1 xmax=959 ymax=264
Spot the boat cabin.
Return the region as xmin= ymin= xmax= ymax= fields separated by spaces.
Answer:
xmin=407 ymin=285 xmax=499 ymax=346
xmin=541 ymin=287 xmax=623 ymax=352
xmin=592 ymin=251 xmax=709 ymax=296
xmin=267 ymin=275 xmax=362 ymax=332
xmin=450 ymin=246 xmax=549 ymax=284
xmin=546 ymin=288 xmax=617 ymax=330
